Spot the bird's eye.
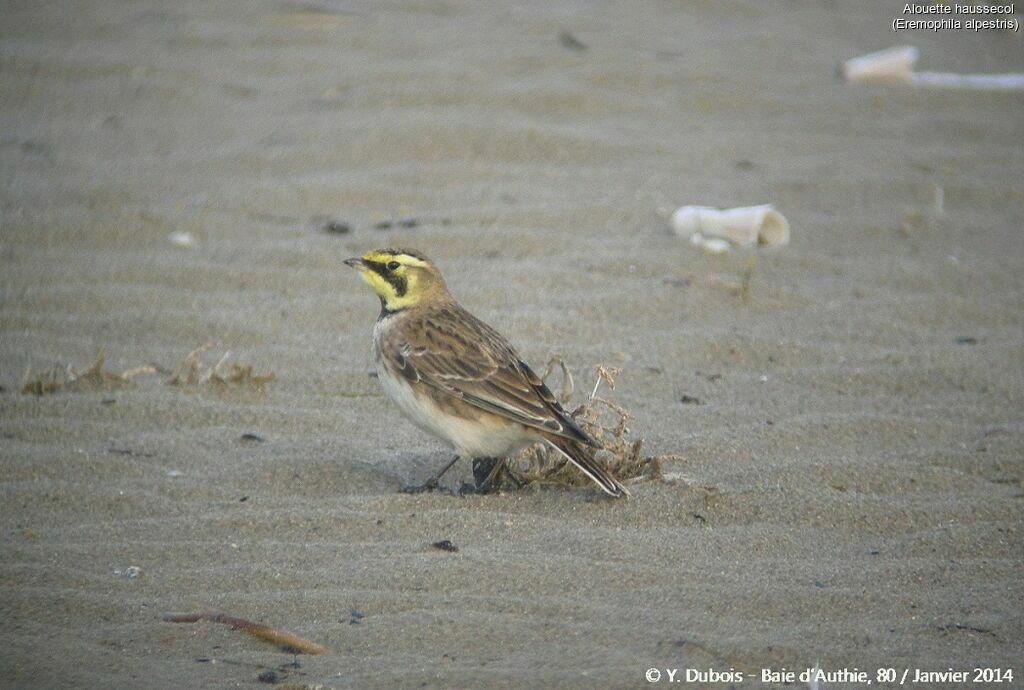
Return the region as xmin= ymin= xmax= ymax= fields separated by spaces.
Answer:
xmin=386 ymin=261 xmax=400 ymax=271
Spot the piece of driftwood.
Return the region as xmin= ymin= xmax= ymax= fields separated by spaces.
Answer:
xmin=162 ymin=612 xmax=330 ymax=655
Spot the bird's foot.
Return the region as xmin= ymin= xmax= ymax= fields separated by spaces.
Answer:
xmin=400 ymin=455 xmax=462 ymax=495
xmin=457 ymin=481 xmax=496 ymax=496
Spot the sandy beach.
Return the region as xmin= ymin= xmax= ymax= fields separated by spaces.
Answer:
xmin=1 ymin=1 xmax=1022 ymax=687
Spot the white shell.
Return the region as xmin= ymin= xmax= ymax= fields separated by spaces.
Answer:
xmin=167 ymin=231 xmax=196 ymax=248
xmin=672 ymin=204 xmax=789 ymax=249
xmin=843 ymin=46 xmax=1024 ymax=91
xmin=842 ymin=46 xmax=918 ymax=84
xmin=689 ymin=233 xmax=731 ymax=254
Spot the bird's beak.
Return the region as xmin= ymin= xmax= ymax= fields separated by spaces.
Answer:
xmin=344 ymin=257 xmax=366 ymax=270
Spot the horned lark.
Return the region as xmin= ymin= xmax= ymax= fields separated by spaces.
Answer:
xmin=344 ymin=248 xmax=628 ymax=498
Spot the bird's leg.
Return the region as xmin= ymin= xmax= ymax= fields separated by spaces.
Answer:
xmin=469 ymin=457 xmax=505 ymax=494
xmin=401 ymin=455 xmax=461 ymax=494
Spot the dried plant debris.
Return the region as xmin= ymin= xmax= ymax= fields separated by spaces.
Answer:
xmin=167 ymin=343 xmax=275 ymax=392
xmin=19 ymin=366 xmax=62 ymax=396
xmin=708 ymin=255 xmax=758 ymax=301
xmin=490 ymin=361 xmax=682 ymax=492
xmin=18 ymin=346 xmax=272 ymax=396
xmin=20 ymin=351 xmax=158 ymax=396
xmin=163 ymin=612 xmax=329 ymax=655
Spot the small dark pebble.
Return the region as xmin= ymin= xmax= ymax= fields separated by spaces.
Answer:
xmin=322 ymin=220 xmax=351 ymax=235
xmin=374 ymin=218 xmax=421 ymax=230
xmin=869 ymin=548 xmax=880 ymax=555
xmin=240 ymin=433 xmax=264 ymax=442
xmin=814 ymin=580 xmax=826 ymax=588
xmin=349 ymin=609 xmax=365 ymax=624
xmin=558 ymin=30 xmax=588 ymax=51
xmin=195 ymin=657 xmax=211 ymax=663
xmin=765 ymin=419 xmax=774 ymax=425
xmin=953 ymin=336 xmax=978 ymax=345
xmin=692 ymin=513 xmax=706 ymax=524
xmin=109 ymin=448 xmax=155 ymax=458
xmin=239 ymin=496 xmax=249 ymax=502
xmin=21 ymin=140 xmax=51 ymax=156
xmin=432 ymin=539 xmax=459 ymax=553
xmin=679 ymin=395 xmax=703 ymax=405
xmin=257 ymin=670 xmax=278 ymax=684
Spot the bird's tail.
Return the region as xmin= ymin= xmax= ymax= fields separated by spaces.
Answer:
xmin=546 ymin=438 xmax=630 ymax=498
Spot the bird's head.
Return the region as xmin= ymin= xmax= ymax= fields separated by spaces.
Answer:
xmin=344 ymin=248 xmax=450 ymax=312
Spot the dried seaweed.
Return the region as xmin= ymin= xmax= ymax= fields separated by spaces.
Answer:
xmin=19 ymin=366 xmax=62 ymax=396
xmin=18 ymin=346 xmax=273 ymax=397
xmin=167 ymin=343 xmax=275 ymax=392
xmin=708 ymin=254 xmax=758 ymax=301
xmin=740 ymin=255 xmax=757 ymax=302
xmin=20 ymin=350 xmax=158 ymax=396
xmin=500 ymin=361 xmax=682 ymax=491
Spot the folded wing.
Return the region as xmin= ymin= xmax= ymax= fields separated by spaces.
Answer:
xmin=383 ymin=305 xmax=600 ymax=448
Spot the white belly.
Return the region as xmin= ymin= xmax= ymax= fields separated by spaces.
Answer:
xmin=372 ymin=312 xmax=539 ymax=458
xmin=376 ymin=366 xmax=534 ymax=458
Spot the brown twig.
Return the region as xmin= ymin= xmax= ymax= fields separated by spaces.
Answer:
xmin=162 ymin=612 xmax=330 ymax=655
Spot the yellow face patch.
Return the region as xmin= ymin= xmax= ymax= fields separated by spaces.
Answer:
xmin=350 ymin=250 xmax=431 ymax=311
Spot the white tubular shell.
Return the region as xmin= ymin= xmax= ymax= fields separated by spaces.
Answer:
xmin=842 ymin=46 xmax=918 ymax=84
xmin=672 ymin=204 xmax=790 ymax=250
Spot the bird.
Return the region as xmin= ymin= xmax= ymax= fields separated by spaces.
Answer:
xmin=344 ymin=248 xmax=628 ymax=498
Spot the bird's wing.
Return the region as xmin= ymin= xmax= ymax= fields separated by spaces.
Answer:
xmin=382 ymin=305 xmax=599 ymax=446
